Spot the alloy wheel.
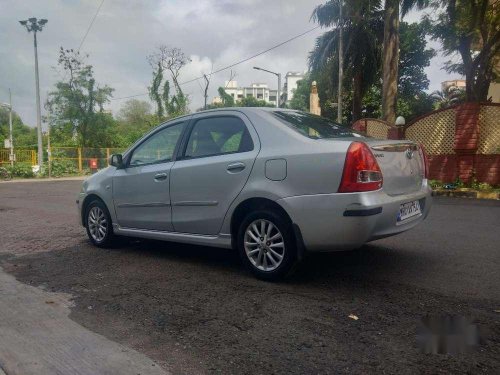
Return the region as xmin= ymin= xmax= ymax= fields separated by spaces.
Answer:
xmin=244 ymin=219 xmax=285 ymax=272
xmin=88 ymin=206 xmax=108 ymax=243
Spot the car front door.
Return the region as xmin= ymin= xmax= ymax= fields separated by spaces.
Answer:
xmin=112 ymin=121 xmax=186 ymax=231
xmin=170 ymin=113 xmax=259 ymax=235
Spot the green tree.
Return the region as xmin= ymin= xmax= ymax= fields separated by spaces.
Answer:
xmin=382 ymin=0 xmax=430 ymax=124
xmin=204 ymin=87 xmax=236 ymax=110
xmin=0 ymin=107 xmax=37 ymax=148
xmin=46 ymin=48 xmax=116 ymax=147
xmin=310 ymin=0 xmax=384 ymax=121
xmin=426 ymin=0 xmax=499 ymax=101
xmin=351 ymin=21 xmax=435 ymax=122
xmin=288 ymin=74 xmax=313 ymax=111
xmin=116 ymin=99 xmax=155 ymax=145
xmin=430 ymin=85 xmax=466 ymax=108
xmin=218 ymin=87 xmax=235 ymax=107
xmin=148 ymin=46 xmax=190 ymax=120
xmin=237 ymin=96 xmax=274 ymax=107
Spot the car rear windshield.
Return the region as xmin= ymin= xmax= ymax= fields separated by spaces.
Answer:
xmin=272 ymin=111 xmax=365 ymax=139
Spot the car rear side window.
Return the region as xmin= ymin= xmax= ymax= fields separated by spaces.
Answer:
xmin=272 ymin=111 xmax=366 ymax=139
xmin=184 ymin=116 xmax=253 ymax=159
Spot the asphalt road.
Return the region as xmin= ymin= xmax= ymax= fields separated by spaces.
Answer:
xmin=0 ymin=180 xmax=499 ymax=374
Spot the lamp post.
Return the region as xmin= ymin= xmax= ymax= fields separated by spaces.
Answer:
xmin=337 ymin=1 xmax=343 ymax=123
xmin=253 ymin=67 xmax=281 ymax=108
xmin=19 ymin=17 xmax=47 ymax=169
xmin=1 ymin=89 xmax=14 ymax=166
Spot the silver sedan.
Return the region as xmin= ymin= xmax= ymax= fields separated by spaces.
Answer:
xmin=78 ymin=108 xmax=432 ymax=280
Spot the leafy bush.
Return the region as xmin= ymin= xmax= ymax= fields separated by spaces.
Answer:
xmin=5 ymin=164 xmax=32 ymax=178
xmin=428 ymin=180 xmax=442 ymax=189
xmin=6 ymin=164 xmax=35 ymax=178
xmin=42 ymin=160 xmax=80 ymax=177
xmin=477 ymin=182 xmax=493 ymax=191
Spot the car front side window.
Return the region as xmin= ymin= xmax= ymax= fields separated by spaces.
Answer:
xmin=129 ymin=122 xmax=185 ymax=166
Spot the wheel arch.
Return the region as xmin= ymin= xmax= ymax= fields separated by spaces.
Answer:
xmin=81 ymin=193 xmax=108 ymax=227
xmin=230 ymin=197 xmax=293 ymax=248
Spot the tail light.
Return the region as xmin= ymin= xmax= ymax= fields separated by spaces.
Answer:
xmin=338 ymin=142 xmax=383 ymax=193
xmin=418 ymin=144 xmax=429 ymax=179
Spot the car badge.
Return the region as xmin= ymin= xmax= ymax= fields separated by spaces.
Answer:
xmin=406 ymin=148 xmax=413 ymax=160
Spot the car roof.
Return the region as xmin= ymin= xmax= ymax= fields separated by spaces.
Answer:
xmin=192 ymin=107 xmax=300 ymax=115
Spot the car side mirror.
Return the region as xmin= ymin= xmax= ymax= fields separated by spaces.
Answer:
xmin=109 ymin=154 xmax=124 ymax=169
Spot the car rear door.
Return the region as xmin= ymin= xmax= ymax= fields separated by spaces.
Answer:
xmin=170 ymin=112 xmax=259 ymax=235
xmin=112 ymin=121 xmax=187 ymax=231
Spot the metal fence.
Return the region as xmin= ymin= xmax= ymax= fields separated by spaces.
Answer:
xmin=50 ymin=147 xmax=126 ymax=171
xmin=0 ymin=149 xmax=37 ymax=166
xmin=0 ymin=147 xmax=126 ymax=172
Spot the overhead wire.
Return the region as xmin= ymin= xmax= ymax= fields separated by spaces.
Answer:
xmin=110 ymin=25 xmax=321 ymax=101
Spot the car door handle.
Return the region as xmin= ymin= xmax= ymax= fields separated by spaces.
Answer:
xmin=227 ymin=162 xmax=246 ymax=173
xmin=154 ymin=173 xmax=168 ymax=181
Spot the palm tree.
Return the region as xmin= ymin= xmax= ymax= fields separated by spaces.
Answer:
xmin=310 ymin=1 xmax=384 ymax=121
xmin=430 ymin=85 xmax=465 ymax=109
xmin=382 ymin=0 xmax=429 ymax=124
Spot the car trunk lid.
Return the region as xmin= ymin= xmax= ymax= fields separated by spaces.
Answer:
xmin=365 ymin=140 xmax=424 ymax=196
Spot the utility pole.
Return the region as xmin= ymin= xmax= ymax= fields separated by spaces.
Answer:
xmin=203 ymin=74 xmax=209 ymax=110
xmin=19 ymin=18 xmax=48 ymax=169
xmin=337 ymin=1 xmax=343 ymax=123
xmin=253 ymin=66 xmax=281 ymax=108
xmin=1 ymin=91 xmax=14 ymax=166
xmin=277 ymin=73 xmax=282 ymax=108
xmin=8 ymin=90 xmax=13 ymax=166
xmin=46 ymin=116 xmax=52 ymax=178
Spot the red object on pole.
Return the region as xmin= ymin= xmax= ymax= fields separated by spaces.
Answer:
xmin=89 ymin=158 xmax=98 ymax=172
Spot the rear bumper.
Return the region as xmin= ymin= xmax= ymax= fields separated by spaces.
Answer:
xmin=277 ymin=181 xmax=432 ymax=252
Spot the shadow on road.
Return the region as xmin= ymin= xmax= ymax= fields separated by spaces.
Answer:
xmin=103 ymin=236 xmax=431 ymax=287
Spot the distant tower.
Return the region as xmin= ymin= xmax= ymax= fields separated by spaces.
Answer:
xmin=310 ymin=81 xmax=321 ymax=116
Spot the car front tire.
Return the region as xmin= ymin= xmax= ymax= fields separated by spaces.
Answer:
xmin=85 ymin=199 xmax=116 ymax=248
xmin=237 ymin=209 xmax=298 ymax=281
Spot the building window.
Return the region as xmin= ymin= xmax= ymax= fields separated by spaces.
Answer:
xmin=246 ymin=94 xmax=253 ymax=98
xmin=237 ymin=94 xmax=243 ymax=99
xmin=257 ymin=94 xmax=263 ymax=99
xmin=269 ymin=96 xmax=276 ymax=101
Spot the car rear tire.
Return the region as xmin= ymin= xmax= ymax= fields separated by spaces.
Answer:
xmin=237 ymin=209 xmax=298 ymax=281
xmin=85 ymin=199 xmax=116 ymax=248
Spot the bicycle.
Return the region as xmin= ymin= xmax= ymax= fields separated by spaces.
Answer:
xmin=0 ymin=166 xmax=12 ymax=181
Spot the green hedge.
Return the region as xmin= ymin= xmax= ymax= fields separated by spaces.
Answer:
xmin=5 ymin=164 xmax=35 ymax=178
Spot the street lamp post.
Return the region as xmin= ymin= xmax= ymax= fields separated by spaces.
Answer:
xmin=19 ymin=17 xmax=47 ymax=169
xmin=1 ymin=90 xmax=14 ymax=166
xmin=337 ymin=1 xmax=343 ymax=123
xmin=253 ymin=67 xmax=281 ymax=108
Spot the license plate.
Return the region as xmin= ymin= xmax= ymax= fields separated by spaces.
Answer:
xmin=397 ymin=200 xmax=422 ymax=223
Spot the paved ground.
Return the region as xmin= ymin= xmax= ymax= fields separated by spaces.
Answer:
xmin=0 ymin=180 xmax=499 ymax=374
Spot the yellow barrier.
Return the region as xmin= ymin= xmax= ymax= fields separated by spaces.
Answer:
xmin=49 ymin=147 xmax=126 ymax=172
xmin=0 ymin=149 xmax=37 ymax=166
xmin=0 ymin=147 xmax=126 ymax=172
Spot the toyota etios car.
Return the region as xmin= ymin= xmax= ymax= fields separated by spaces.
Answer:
xmin=78 ymin=108 xmax=432 ymax=279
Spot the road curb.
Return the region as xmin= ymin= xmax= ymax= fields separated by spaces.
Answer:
xmin=432 ymin=189 xmax=500 ymax=200
xmin=1 ymin=176 xmax=87 ymax=183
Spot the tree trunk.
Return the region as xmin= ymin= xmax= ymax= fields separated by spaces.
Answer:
xmin=382 ymin=0 xmax=400 ymax=124
xmin=352 ymin=71 xmax=363 ymax=121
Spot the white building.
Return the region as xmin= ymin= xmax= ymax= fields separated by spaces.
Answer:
xmin=222 ymin=81 xmax=278 ymax=105
xmin=283 ymin=71 xmax=305 ymax=104
xmin=212 ymin=71 xmax=306 ymax=106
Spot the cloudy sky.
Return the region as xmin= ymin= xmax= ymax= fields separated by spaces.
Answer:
xmin=0 ymin=0 xmax=459 ymax=127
